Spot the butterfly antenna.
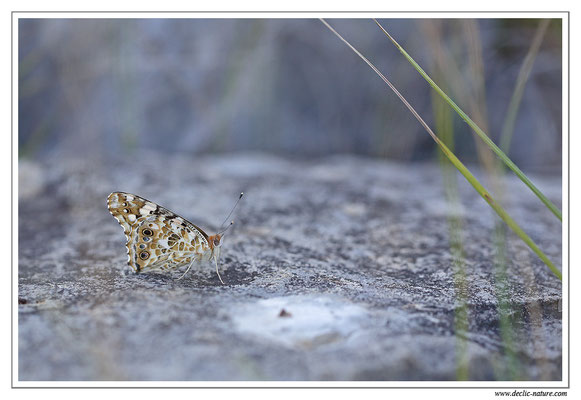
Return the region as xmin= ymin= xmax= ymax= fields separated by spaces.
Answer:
xmin=217 ymin=221 xmax=234 ymax=236
xmin=219 ymin=192 xmax=244 ymax=230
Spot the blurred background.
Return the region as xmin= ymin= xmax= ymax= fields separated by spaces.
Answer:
xmin=18 ymin=18 xmax=562 ymax=173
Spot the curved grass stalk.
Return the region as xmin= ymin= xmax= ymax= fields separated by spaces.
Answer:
xmin=373 ymin=19 xmax=562 ymax=222
xmin=319 ymin=19 xmax=561 ymax=280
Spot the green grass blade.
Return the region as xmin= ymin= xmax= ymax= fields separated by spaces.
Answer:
xmin=436 ymin=139 xmax=561 ymax=280
xmin=373 ymin=19 xmax=562 ymax=222
xmin=320 ymin=19 xmax=561 ymax=280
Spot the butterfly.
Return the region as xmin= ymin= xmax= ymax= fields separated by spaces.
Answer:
xmin=107 ymin=192 xmax=243 ymax=284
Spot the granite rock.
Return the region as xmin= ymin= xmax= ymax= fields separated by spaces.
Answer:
xmin=18 ymin=152 xmax=562 ymax=381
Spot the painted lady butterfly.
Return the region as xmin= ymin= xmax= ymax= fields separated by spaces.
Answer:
xmin=107 ymin=192 xmax=242 ymax=284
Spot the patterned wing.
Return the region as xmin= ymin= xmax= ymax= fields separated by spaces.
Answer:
xmin=107 ymin=192 xmax=212 ymax=273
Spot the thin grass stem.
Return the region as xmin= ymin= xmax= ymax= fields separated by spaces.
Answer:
xmin=432 ymin=88 xmax=469 ymax=380
xmin=373 ymin=19 xmax=562 ymax=222
xmin=320 ymin=19 xmax=561 ymax=280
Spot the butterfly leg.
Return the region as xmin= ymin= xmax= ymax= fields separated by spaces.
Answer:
xmin=177 ymin=260 xmax=194 ymax=280
xmin=214 ymin=254 xmax=225 ymax=285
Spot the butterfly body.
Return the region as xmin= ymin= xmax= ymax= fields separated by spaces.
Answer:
xmin=107 ymin=192 xmax=223 ymax=278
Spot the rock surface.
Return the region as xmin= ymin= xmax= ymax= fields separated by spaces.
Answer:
xmin=18 ymin=152 xmax=562 ymax=381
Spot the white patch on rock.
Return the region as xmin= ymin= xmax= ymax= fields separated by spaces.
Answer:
xmin=342 ymin=203 xmax=366 ymax=217
xmin=230 ymin=295 xmax=370 ymax=349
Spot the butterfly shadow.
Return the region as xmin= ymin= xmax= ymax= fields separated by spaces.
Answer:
xmin=129 ymin=264 xmax=258 ymax=288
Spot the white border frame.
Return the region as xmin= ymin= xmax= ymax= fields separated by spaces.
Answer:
xmin=11 ymin=11 xmax=569 ymax=389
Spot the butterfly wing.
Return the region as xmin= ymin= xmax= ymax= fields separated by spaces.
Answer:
xmin=131 ymin=214 xmax=213 ymax=273
xmin=107 ymin=192 xmax=212 ymax=273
